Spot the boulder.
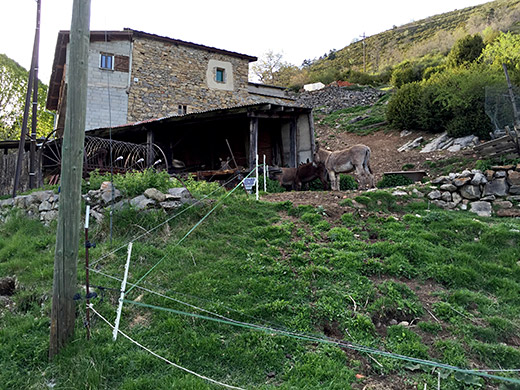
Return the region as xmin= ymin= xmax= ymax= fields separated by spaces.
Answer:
xmin=398 ymin=137 xmax=423 ymax=152
xmin=471 ymin=172 xmax=487 ymax=185
xmin=509 ymin=185 xmax=520 ymax=195
xmin=159 ymin=201 xmax=182 ymax=210
xmin=440 ymin=183 xmax=457 ymax=192
xmin=508 ymin=170 xmax=520 ymax=186
xmin=144 ymin=188 xmax=166 ymax=202
xmin=167 ymin=187 xmax=192 ymax=202
xmin=421 ymin=133 xmax=450 ymax=153
xmin=441 ymin=191 xmax=452 ymax=202
xmin=495 ymin=171 xmax=507 ymax=178
xmin=453 ymin=177 xmax=471 ymax=187
xmin=130 ymin=195 xmax=156 ymax=210
xmin=493 ymin=200 xmax=513 ymax=209
xmin=470 ymin=201 xmax=492 ymax=217
xmin=432 ymin=176 xmax=450 ymax=185
xmin=496 ymin=209 xmax=520 ymax=217
xmin=452 ymin=192 xmax=462 ymax=205
xmin=427 ymin=190 xmax=442 ymax=200
xmin=483 ymin=178 xmax=509 ymax=197
xmin=38 ymin=200 xmax=53 ymax=212
xmin=460 ymin=184 xmax=481 ymax=199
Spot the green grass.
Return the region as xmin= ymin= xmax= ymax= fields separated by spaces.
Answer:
xmin=1 ymin=182 xmax=520 ymax=389
xmin=315 ymin=94 xmax=389 ymax=135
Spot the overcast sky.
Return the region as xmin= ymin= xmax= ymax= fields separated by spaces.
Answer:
xmin=1 ymin=0 xmax=490 ymax=83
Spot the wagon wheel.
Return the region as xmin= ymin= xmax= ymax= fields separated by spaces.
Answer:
xmin=41 ymin=129 xmax=62 ymax=178
xmin=123 ymin=143 xmax=169 ymax=172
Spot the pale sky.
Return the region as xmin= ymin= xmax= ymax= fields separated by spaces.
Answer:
xmin=1 ymin=0 xmax=490 ymax=83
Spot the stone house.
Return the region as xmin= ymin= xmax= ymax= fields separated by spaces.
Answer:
xmin=45 ymin=29 xmax=314 ymax=173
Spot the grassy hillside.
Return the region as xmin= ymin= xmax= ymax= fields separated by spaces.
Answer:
xmin=1 ymin=177 xmax=520 ymax=389
xmin=306 ymin=0 xmax=520 ymax=81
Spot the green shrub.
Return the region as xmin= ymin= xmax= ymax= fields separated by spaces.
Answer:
xmin=447 ymin=34 xmax=484 ymax=68
xmin=377 ymin=174 xmax=413 ymax=188
xmin=85 ymin=169 xmax=171 ymax=197
xmin=417 ymin=321 xmax=442 ymax=334
xmin=339 ymin=174 xmax=358 ymax=190
xmin=259 ymin=177 xmax=286 ymax=193
xmin=386 ymin=82 xmax=423 ymax=130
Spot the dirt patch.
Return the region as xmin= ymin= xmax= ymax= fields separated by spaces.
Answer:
xmin=314 ymin=126 xmax=475 ymax=183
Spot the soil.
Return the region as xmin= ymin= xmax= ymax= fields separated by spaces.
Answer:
xmin=314 ymin=125 xmax=472 ymax=184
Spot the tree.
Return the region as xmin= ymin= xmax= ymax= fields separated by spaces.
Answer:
xmin=480 ymin=32 xmax=520 ymax=85
xmin=0 ymin=53 xmax=53 ymax=140
xmin=447 ymin=34 xmax=484 ymax=68
xmin=250 ymin=50 xmax=297 ymax=86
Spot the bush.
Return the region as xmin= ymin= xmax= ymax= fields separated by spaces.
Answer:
xmin=259 ymin=177 xmax=286 ymax=193
xmin=377 ymin=174 xmax=413 ymax=188
xmin=386 ymin=82 xmax=423 ymax=130
xmin=85 ymin=169 xmax=171 ymax=197
xmin=447 ymin=34 xmax=484 ymax=68
xmin=339 ymin=174 xmax=358 ymax=190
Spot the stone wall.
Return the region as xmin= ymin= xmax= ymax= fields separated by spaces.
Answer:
xmin=127 ymin=37 xmax=253 ymax=122
xmin=426 ymin=165 xmax=520 ymax=217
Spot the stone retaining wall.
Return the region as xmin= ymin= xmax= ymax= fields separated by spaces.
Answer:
xmin=426 ymin=165 xmax=520 ymax=217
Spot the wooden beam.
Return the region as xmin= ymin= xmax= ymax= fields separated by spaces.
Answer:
xmin=289 ymin=118 xmax=297 ymax=168
xmin=146 ymin=128 xmax=154 ymax=167
xmin=249 ymin=117 xmax=258 ymax=169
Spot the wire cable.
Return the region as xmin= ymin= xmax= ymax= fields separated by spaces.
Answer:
xmin=89 ymin=305 xmax=246 ymax=390
xmin=123 ymin=299 xmax=520 ymax=386
xmin=89 ymin=170 xmax=243 ymax=267
xmin=124 ymin=170 xmax=256 ymax=296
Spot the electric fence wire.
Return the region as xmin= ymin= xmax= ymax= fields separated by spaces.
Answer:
xmin=89 ymin=305 xmax=246 ymax=390
xmin=124 ymin=168 xmax=258 ymax=296
xmin=123 ymin=299 xmax=520 ymax=386
xmin=87 ymin=266 xmax=520 ymax=386
xmin=89 ymin=169 xmax=245 ymax=268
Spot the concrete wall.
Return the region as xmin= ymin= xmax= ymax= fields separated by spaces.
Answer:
xmin=127 ymin=37 xmax=253 ymax=122
xmin=280 ymin=113 xmax=313 ymax=166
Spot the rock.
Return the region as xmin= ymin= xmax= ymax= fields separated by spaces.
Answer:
xmin=509 ymin=185 xmax=520 ymax=195
xmin=389 ymin=319 xmax=398 ymax=325
xmin=460 ymin=203 xmax=468 ymax=211
xmin=432 ymin=176 xmax=450 ymax=185
xmin=460 ymin=169 xmax=473 ymax=178
xmin=392 ymin=190 xmax=408 ymax=196
xmin=453 ymin=177 xmax=471 ymax=187
xmin=400 ymin=130 xmax=412 ymax=137
xmin=432 ymin=200 xmax=448 ymax=208
xmin=421 ymin=132 xmax=450 ymax=153
xmin=491 ymin=165 xmax=515 ymax=171
xmin=496 ymin=209 xmax=520 ymax=217
xmin=159 ymin=201 xmax=182 ymax=210
xmin=41 ymin=210 xmax=59 ymax=223
xmin=398 ymin=137 xmax=423 ymax=152
xmin=483 ymin=178 xmax=509 ymax=197
xmin=507 ymin=195 xmax=520 ymax=202
xmin=0 ymin=198 xmax=14 ymax=208
xmin=144 ymin=188 xmax=166 ymax=202
xmin=32 ymin=190 xmax=54 ymax=203
xmin=130 ymin=195 xmax=156 ymax=210
xmin=480 ymin=195 xmax=496 ymax=202
xmin=100 ymin=182 xmax=122 ymax=205
xmin=484 ymin=170 xmax=495 ymax=181
xmin=412 ymin=188 xmax=425 ymax=197
xmin=427 ymin=190 xmax=442 ymax=200
xmin=398 ymin=321 xmax=410 ymax=327
xmin=441 ymin=191 xmax=452 ymax=202
xmin=493 ymin=200 xmax=513 ymax=209
xmin=495 ymin=171 xmax=507 ymax=178
xmin=440 ymin=183 xmax=457 ymax=192
xmin=167 ymin=187 xmax=192 ymax=202
xmin=38 ymin=200 xmax=53 ymax=212
xmin=447 ymin=144 xmax=461 ymax=152
xmin=470 ymin=201 xmax=492 ymax=217
xmin=508 ymin=170 xmax=520 ymax=186
xmin=452 ymin=192 xmax=462 ymax=205
xmin=471 ymin=172 xmax=487 ymax=185
xmin=460 ymin=184 xmax=481 ymax=200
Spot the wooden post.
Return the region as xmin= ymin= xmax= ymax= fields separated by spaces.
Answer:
xmin=146 ymin=128 xmax=154 ymax=167
xmin=49 ymin=0 xmax=91 ymax=360
xmin=249 ymin=117 xmax=258 ymax=170
xmin=289 ymin=118 xmax=297 ymax=168
xmin=503 ymin=64 xmax=520 ymax=128
xmin=12 ymin=1 xmax=39 ymax=197
xmin=29 ymin=0 xmax=41 ymax=189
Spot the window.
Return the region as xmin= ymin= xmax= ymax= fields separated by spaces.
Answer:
xmin=100 ymin=53 xmax=114 ymax=70
xmin=215 ymin=68 xmax=225 ymax=83
xmin=178 ymin=105 xmax=187 ymax=115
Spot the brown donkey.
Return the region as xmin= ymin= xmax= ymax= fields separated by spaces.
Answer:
xmin=315 ymin=144 xmax=374 ymax=190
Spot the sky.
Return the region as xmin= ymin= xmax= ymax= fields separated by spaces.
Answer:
xmin=0 ymin=0 xmax=491 ymax=84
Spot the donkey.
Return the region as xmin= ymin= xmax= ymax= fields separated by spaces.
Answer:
xmin=271 ymin=167 xmax=298 ymax=190
xmin=315 ymin=143 xmax=374 ymax=190
xmin=295 ymin=160 xmax=328 ymax=191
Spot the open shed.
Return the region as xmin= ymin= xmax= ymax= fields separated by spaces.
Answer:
xmin=85 ymin=103 xmax=315 ymax=174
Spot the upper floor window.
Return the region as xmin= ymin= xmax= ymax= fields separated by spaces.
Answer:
xmin=100 ymin=53 xmax=114 ymax=70
xmin=215 ymin=68 xmax=225 ymax=83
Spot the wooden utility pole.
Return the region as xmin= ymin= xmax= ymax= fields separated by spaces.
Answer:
xmin=12 ymin=0 xmax=41 ymax=197
xmin=49 ymin=0 xmax=91 ymax=360
xmin=362 ymin=32 xmax=366 ymax=73
xmin=29 ymin=0 xmax=42 ymax=189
